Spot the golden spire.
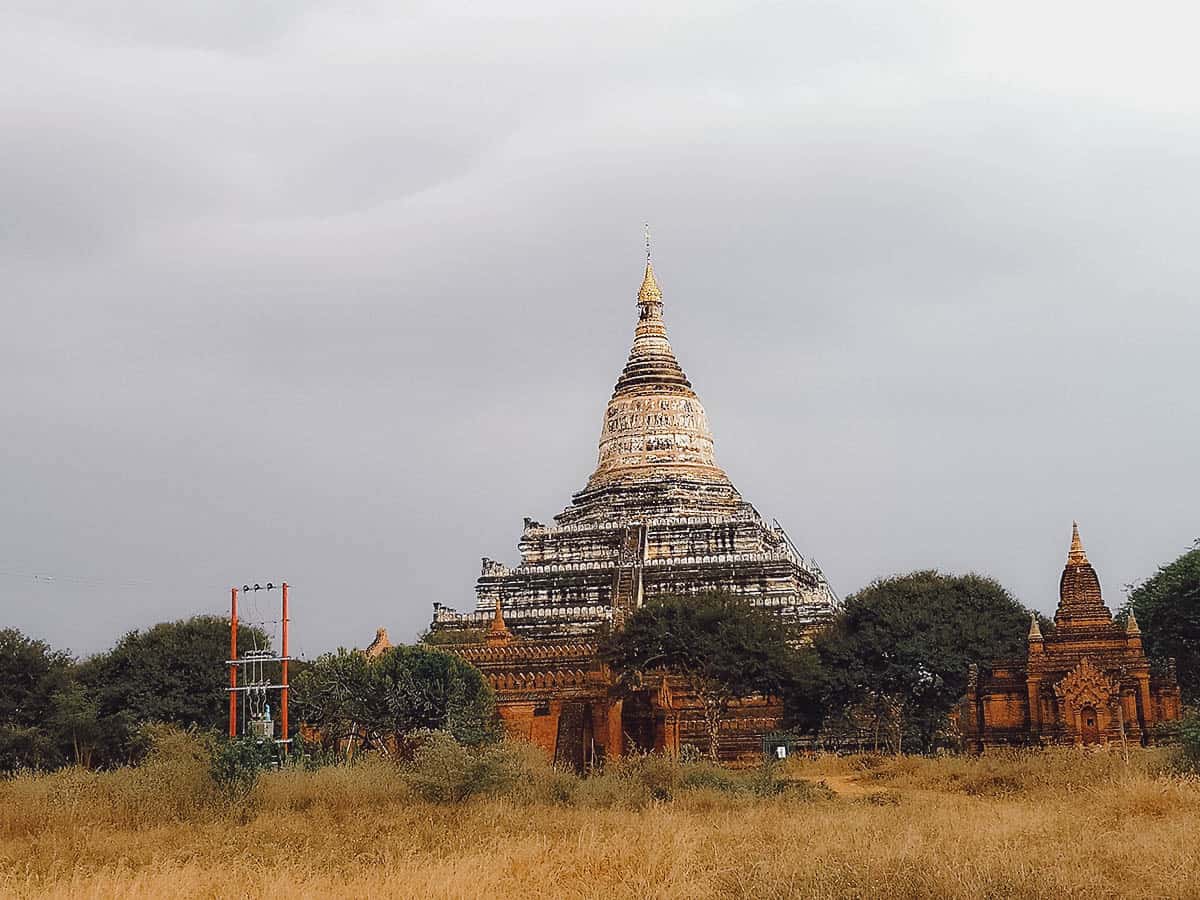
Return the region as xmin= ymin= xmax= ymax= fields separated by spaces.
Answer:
xmin=1125 ymin=610 xmax=1140 ymax=635
xmin=637 ymin=223 xmax=662 ymax=304
xmin=637 ymin=261 xmax=662 ymax=304
xmin=1067 ymin=520 xmax=1089 ymax=565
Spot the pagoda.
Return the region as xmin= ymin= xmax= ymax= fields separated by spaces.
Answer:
xmin=432 ymin=252 xmax=837 ymax=640
xmin=959 ymin=523 xmax=1182 ymax=749
xmin=426 ymin=248 xmax=837 ymax=765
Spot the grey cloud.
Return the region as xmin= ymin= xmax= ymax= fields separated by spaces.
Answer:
xmin=2 ymin=1 xmax=1197 ymax=656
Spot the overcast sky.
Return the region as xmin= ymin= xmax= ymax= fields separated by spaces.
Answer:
xmin=3 ymin=1 xmax=1197 ymax=659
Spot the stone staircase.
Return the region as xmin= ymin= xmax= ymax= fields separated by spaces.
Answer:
xmin=611 ymin=524 xmax=647 ymax=623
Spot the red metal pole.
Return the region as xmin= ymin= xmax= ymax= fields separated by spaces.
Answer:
xmin=280 ymin=582 xmax=289 ymax=753
xmin=229 ymin=587 xmax=238 ymax=738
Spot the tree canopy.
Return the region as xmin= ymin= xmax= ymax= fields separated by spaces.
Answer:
xmin=600 ymin=592 xmax=816 ymax=760
xmin=814 ymin=570 xmax=1037 ymax=752
xmin=77 ymin=615 xmax=269 ymax=765
xmin=0 ymin=629 xmax=73 ymax=771
xmin=1123 ymin=543 xmax=1200 ymax=702
xmin=292 ymin=644 xmax=497 ymax=757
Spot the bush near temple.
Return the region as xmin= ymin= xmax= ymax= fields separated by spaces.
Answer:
xmin=292 ymin=644 xmax=499 ymax=758
xmin=1177 ymin=713 xmax=1200 ymax=772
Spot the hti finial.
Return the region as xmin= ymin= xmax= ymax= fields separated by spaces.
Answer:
xmin=1068 ymin=520 xmax=1088 ymax=565
xmin=644 ymin=223 xmax=652 ymax=262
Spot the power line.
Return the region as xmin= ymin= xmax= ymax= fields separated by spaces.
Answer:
xmin=0 ymin=569 xmax=158 ymax=589
xmin=0 ymin=568 xmax=274 ymax=593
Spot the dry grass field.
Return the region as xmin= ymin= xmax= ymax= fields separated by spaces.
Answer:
xmin=2 ymin=732 xmax=1199 ymax=900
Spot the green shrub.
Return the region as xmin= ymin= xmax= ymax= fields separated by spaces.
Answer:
xmin=618 ymin=752 xmax=679 ymax=801
xmin=1177 ymin=713 xmax=1200 ymax=773
xmin=678 ymin=760 xmax=740 ymax=792
xmin=209 ymin=736 xmax=274 ymax=801
xmin=573 ymin=770 xmax=651 ymax=809
xmin=403 ymin=730 xmax=527 ymax=802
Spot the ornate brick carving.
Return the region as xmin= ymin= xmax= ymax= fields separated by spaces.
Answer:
xmin=1053 ymin=658 xmax=1119 ymax=712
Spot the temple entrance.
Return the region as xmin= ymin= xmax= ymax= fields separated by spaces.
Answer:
xmin=554 ymin=702 xmax=592 ymax=771
xmin=621 ymin=692 xmax=657 ymax=753
xmin=1080 ymin=705 xmax=1101 ymax=745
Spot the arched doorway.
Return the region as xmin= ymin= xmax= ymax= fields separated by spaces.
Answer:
xmin=553 ymin=701 xmax=590 ymax=771
xmin=1080 ymin=705 xmax=1101 ymax=745
xmin=621 ymin=691 xmax=656 ymax=753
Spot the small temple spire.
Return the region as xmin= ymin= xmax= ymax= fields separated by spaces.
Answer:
xmin=363 ymin=627 xmax=392 ymax=659
xmin=1067 ymin=520 xmax=1089 ymax=565
xmin=1125 ymin=610 xmax=1140 ymax=635
xmin=1028 ymin=615 xmax=1043 ymax=641
xmin=486 ymin=596 xmax=512 ymax=645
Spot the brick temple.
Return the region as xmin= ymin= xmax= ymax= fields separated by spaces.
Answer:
xmin=428 ymin=252 xmax=838 ymax=765
xmin=959 ymin=523 xmax=1182 ymax=749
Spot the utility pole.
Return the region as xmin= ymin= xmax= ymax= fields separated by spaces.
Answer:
xmin=226 ymin=582 xmax=292 ymax=754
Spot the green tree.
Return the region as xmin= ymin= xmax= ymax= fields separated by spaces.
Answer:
xmin=600 ymin=592 xmax=813 ymax=761
xmin=78 ymin=616 xmax=268 ymax=765
xmin=1123 ymin=543 xmax=1200 ymax=703
xmin=814 ymin=571 xmax=1036 ymax=753
xmin=45 ymin=683 xmax=101 ymax=768
xmin=373 ymin=645 xmax=498 ymax=746
xmin=293 ymin=645 xmax=498 ymax=758
xmin=290 ymin=649 xmax=374 ymax=755
xmin=0 ymin=629 xmax=73 ymax=771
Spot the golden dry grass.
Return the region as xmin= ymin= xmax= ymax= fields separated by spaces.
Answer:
xmin=2 ymin=744 xmax=1199 ymax=899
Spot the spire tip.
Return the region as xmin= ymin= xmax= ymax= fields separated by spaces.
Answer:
xmin=1068 ymin=520 xmax=1088 ymax=565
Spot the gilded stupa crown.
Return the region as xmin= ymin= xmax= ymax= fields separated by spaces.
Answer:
xmin=584 ymin=249 xmax=732 ymax=490
xmin=638 ymin=260 xmax=663 ymax=304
